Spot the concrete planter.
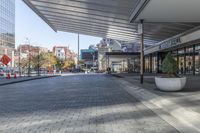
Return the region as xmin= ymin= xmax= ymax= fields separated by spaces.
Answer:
xmin=155 ymin=77 xmax=187 ymax=91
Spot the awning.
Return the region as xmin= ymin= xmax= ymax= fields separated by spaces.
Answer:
xmin=23 ymin=0 xmax=200 ymax=45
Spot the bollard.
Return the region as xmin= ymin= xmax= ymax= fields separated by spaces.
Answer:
xmin=14 ymin=73 xmax=17 ymax=79
xmin=7 ymin=73 xmax=10 ymax=79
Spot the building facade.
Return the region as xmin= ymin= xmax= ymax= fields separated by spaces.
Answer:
xmin=18 ymin=44 xmax=48 ymax=57
xmin=142 ymin=27 xmax=200 ymax=75
xmin=80 ymin=49 xmax=98 ymax=68
xmin=0 ymin=0 xmax=15 ymax=66
xmin=0 ymin=0 xmax=15 ymax=48
xmin=53 ymin=46 xmax=74 ymax=61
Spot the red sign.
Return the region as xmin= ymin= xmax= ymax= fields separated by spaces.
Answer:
xmin=0 ymin=55 xmax=11 ymax=65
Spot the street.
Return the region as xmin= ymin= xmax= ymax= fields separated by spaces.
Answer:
xmin=0 ymin=74 xmax=178 ymax=133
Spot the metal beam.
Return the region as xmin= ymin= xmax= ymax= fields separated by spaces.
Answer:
xmin=129 ymin=0 xmax=150 ymax=23
xmin=31 ymin=0 xmax=130 ymax=19
xmin=23 ymin=0 xmax=57 ymax=32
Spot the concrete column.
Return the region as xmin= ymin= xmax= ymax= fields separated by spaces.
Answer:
xmin=193 ymin=45 xmax=195 ymax=75
xmin=157 ymin=52 xmax=159 ymax=73
xmin=150 ymin=54 xmax=152 ymax=73
xmin=77 ymin=34 xmax=80 ymax=69
xmin=184 ymin=48 xmax=186 ymax=75
xmin=139 ymin=19 xmax=144 ymax=84
xmin=177 ymin=50 xmax=179 ymax=73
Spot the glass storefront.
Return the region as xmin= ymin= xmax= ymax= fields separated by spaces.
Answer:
xmin=144 ymin=56 xmax=150 ymax=72
xmin=143 ymin=43 xmax=200 ymax=75
xmin=195 ymin=45 xmax=200 ymax=75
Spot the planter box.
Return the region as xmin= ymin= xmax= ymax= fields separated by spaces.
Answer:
xmin=155 ymin=77 xmax=187 ymax=91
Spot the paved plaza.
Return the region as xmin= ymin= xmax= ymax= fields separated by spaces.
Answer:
xmin=0 ymin=74 xmax=179 ymax=133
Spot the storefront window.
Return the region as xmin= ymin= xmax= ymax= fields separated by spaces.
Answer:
xmin=178 ymin=48 xmax=185 ymax=74
xmin=195 ymin=44 xmax=200 ymax=74
xmin=144 ymin=56 xmax=150 ymax=72
xmin=152 ymin=54 xmax=157 ymax=73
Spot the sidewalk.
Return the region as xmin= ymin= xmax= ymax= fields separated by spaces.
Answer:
xmin=0 ymin=75 xmax=60 ymax=86
xmin=110 ymin=73 xmax=200 ymax=133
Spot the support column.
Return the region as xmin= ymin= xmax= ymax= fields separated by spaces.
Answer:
xmin=157 ymin=52 xmax=159 ymax=73
xmin=193 ymin=45 xmax=195 ymax=75
xmin=150 ymin=54 xmax=152 ymax=73
xmin=139 ymin=19 xmax=144 ymax=84
xmin=184 ymin=48 xmax=186 ymax=75
xmin=77 ymin=34 xmax=80 ymax=69
xmin=177 ymin=50 xmax=179 ymax=73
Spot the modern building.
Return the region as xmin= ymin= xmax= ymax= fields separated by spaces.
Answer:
xmin=142 ymin=27 xmax=200 ymax=75
xmin=80 ymin=49 xmax=98 ymax=68
xmin=0 ymin=0 xmax=15 ymax=48
xmin=0 ymin=0 xmax=15 ymax=66
xmin=23 ymin=0 xmax=200 ymax=76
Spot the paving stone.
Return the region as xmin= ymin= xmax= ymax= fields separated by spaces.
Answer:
xmin=0 ymin=74 xmax=179 ymax=133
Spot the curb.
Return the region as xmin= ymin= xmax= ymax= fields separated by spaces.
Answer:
xmin=110 ymin=74 xmax=124 ymax=78
xmin=0 ymin=75 xmax=60 ymax=86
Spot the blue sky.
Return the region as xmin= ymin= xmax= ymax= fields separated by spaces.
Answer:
xmin=15 ymin=0 xmax=102 ymax=53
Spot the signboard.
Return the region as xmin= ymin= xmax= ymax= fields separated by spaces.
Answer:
xmin=0 ymin=55 xmax=11 ymax=65
xmin=159 ymin=37 xmax=181 ymax=50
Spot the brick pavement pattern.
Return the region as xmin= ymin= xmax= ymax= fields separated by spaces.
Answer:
xmin=0 ymin=74 xmax=179 ymax=133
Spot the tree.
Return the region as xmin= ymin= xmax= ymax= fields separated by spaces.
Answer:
xmin=31 ymin=52 xmax=57 ymax=69
xmin=62 ymin=59 xmax=75 ymax=69
xmin=161 ymin=52 xmax=177 ymax=77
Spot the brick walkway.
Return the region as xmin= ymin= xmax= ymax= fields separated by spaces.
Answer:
xmin=0 ymin=74 xmax=178 ymax=133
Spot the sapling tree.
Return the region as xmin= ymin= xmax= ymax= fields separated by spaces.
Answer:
xmin=161 ymin=52 xmax=178 ymax=77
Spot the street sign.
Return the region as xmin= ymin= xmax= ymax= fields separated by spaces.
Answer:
xmin=0 ymin=55 xmax=11 ymax=65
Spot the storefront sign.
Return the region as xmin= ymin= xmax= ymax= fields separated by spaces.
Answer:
xmin=159 ymin=37 xmax=181 ymax=50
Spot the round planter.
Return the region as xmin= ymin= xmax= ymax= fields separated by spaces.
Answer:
xmin=155 ymin=77 xmax=187 ymax=91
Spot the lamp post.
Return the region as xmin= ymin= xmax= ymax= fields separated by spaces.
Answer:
xmin=37 ymin=46 xmax=40 ymax=76
xmin=19 ymin=47 xmax=21 ymax=77
xmin=26 ymin=38 xmax=31 ymax=77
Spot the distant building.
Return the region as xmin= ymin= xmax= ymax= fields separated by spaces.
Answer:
xmin=53 ymin=46 xmax=75 ymax=61
xmin=18 ymin=44 xmax=48 ymax=57
xmin=80 ymin=49 xmax=98 ymax=68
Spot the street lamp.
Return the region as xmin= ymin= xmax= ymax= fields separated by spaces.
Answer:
xmin=25 ymin=37 xmax=31 ymax=77
xmin=18 ymin=47 xmax=21 ymax=77
xmin=37 ymin=46 xmax=40 ymax=76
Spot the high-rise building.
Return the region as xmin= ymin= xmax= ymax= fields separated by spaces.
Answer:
xmin=0 ymin=0 xmax=15 ymax=48
xmin=0 ymin=0 xmax=15 ymax=66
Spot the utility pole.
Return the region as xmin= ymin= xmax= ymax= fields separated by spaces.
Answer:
xmin=28 ymin=44 xmax=31 ymax=77
xmin=37 ymin=46 xmax=40 ymax=76
xmin=19 ymin=47 xmax=21 ymax=77
xmin=26 ymin=38 xmax=31 ymax=77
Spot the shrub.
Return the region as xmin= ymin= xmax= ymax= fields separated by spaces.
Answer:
xmin=161 ymin=52 xmax=177 ymax=76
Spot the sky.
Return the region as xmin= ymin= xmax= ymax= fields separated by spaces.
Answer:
xmin=15 ymin=0 xmax=102 ymax=53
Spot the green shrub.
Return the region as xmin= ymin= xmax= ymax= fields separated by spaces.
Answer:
xmin=161 ymin=52 xmax=177 ymax=75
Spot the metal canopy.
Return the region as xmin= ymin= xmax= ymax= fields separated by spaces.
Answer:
xmin=131 ymin=0 xmax=200 ymax=23
xmin=23 ymin=0 xmax=200 ymax=45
